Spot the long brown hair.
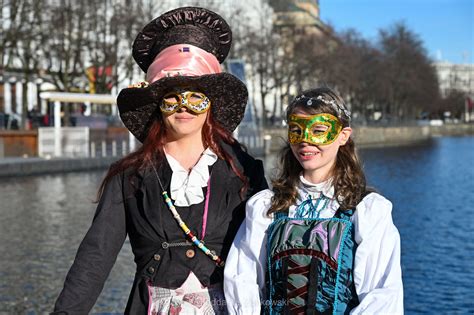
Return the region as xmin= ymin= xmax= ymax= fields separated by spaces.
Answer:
xmin=97 ymin=109 xmax=248 ymax=200
xmin=269 ymin=87 xmax=367 ymax=214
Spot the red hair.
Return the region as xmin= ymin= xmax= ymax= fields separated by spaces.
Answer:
xmin=97 ymin=112 xmax=247 ymax=199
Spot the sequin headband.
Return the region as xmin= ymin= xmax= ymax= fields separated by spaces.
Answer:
xmin=294 ymin=94 xmax=351 ymax=120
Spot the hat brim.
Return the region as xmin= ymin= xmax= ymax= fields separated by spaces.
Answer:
xmin=117 ymin=72 xmax=248 ymax=142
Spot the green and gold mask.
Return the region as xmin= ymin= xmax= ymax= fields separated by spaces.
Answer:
xmin=288 ymin=113 xmax=343 ymax=146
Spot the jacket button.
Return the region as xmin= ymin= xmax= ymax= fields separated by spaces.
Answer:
xmin=153 ymin=254 xmax=161 ymax=261
xmin=147 ymin=266 xmax=155 ymax=274
xmin=186 ymin=249 xmax=195 ymax=258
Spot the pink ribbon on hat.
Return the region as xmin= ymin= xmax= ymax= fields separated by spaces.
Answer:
xmin=146 ymin=44 xmax=222 ymax=83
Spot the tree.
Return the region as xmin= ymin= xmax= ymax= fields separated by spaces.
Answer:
xmin=234 ymin=1 xmax=278 ymax=127
xmin=310 ymin=29 xmax=379 ymax=123
xmin=433 ymin=89 xmax=466 ymax=119
xmin=311 ymin=23 xmax=441 ymax=123
xmin=37 ymin=0 xmax=163 ymax=122
xmin=2 ymin=0 xmax=43 ymax=128
xmin=376 ymin=23 xmax=440 ymax=122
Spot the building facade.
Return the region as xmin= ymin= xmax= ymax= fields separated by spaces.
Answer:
xmin=434 ymin=62 xmax=474 ymax=98
xmin=270 ymin=0 xmax=324 ymax=32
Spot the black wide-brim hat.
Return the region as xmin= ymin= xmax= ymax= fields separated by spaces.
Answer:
xmin=118 ymin=6 xmax=248 ymax=142
xmin=117 ymin=73 xmax=248 ymax=143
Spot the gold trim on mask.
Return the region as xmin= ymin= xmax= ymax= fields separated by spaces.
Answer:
xmin=160 ymin=91 xmax=211 ymax=114
xmin=288 ymin=113 xmax=343 ymax=146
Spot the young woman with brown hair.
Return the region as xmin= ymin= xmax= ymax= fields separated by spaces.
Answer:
xmin=52 ymin=7 xmax=267 ymax=314
xmin=224 ymin=87 xmax=403 ymax=314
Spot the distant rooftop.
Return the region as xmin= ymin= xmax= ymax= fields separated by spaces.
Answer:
xmin=270 ymin=0 xmax=319 ymax=13
xmin=269 ymin=0 xmax=321 ymax=27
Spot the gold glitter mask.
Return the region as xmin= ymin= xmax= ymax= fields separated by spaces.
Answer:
xmin=160 ymin=91 xmax=211 ymax=114
xmin=288 ymin=113 xmax=343 ymax=146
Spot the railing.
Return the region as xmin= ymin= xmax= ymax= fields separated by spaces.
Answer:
xmin=38 ymin=127 xmax=131 ymax=158
xmin=236 ymin=123 xmax=266 ymax=157
xmin=89 ymin=140 xmax=129 ymax=158
xmin=35 ymin=126 xmax=271 ymax=159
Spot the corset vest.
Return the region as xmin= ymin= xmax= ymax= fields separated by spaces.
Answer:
xmin=265 ymin=206 xmax=359 ymax=315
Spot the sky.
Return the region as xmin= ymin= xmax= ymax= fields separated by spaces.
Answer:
xmin=319 ymin=0 xmax=473 ymax=64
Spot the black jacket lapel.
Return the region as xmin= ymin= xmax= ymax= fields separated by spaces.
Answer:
xmin=138 ymin=159 xmax=172 ymax=238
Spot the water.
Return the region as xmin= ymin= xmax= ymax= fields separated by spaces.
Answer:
xmin=0 ymin=172 xmax=135 ymax=313
xmin=0 ymin=136 xmax=473 ymax=314
xmin=359 ymin=137 xmax=474 ymax=314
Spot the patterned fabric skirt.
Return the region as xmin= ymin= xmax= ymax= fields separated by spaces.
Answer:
xmin=148 ymin=272 xmax=228 ymax=315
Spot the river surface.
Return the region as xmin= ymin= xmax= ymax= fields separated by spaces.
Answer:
xmin=0 ymin=136 xmax=473 ymax=314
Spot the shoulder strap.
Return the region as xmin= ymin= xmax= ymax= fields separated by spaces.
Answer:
xmin=274 ymin=210 xmax=289 ymax=221
xmin=334 ymin=207 xmax=353 ymax=219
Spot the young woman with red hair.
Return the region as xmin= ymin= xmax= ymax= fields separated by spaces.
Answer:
xmin=52 ymin=7 xmax=267 ymax=314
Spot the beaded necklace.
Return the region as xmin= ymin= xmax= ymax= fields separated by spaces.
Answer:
xmin=150 ymin=160 xmax=225 ymax=267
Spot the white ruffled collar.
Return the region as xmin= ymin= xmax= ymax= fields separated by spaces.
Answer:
xmin=165 ymin=148 xmax=218 ymax=207
xmin=297 ymin=175 xmax=335 ymax=200
xmin=289 ymin=175 xmax=340 ymax=217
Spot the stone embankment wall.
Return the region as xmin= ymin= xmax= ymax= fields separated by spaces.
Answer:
xmin=0 ymin=157 xmax=118 ymax=177
xmin=352 ymin=126 xmax=431 ymax=148
xmin=265 ymin=124 xmax=473 ymax=152
xmin=429 ymin=124 xmax=474 ymax=137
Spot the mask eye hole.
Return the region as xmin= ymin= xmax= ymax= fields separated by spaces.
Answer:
xmin=311 ymin=124 xmax=328 ymax=134
xmin=163 ymin=94 xmax=180 ymax=104
xmin=289 ymin=125 xmax=302 ymax=136
xmin=188 ymin=92 xmax=205 ymax=104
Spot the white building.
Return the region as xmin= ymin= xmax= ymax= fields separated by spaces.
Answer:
xmin=434 ymin=62 xmax=474 ymax=98
xmin=434 ymin=62 xmax=474 ymax=122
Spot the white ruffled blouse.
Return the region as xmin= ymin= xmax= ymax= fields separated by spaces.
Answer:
xmin=224 ymin=176 xmax=404 ymax=314
xmin=165 ymin=148 xmax=218 ymax=207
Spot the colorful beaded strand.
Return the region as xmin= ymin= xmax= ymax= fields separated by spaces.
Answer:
xmin=162 ymin=191 xmax=224 ymax=267
xmin=149 ymin=158 xmax=225 ymax=267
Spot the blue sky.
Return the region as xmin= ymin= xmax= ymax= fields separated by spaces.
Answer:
xmin=319 ymin=0 xmax=473 ymax=64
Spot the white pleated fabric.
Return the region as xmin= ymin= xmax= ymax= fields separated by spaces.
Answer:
xmin=223 ymin=177 xmax=404 ymax=315
xmin=165 ymin=148 xmax=218 ymax=207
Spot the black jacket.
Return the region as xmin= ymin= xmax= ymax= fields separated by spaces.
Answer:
xmin=52 ymin=144 xmax=267 ymax=314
